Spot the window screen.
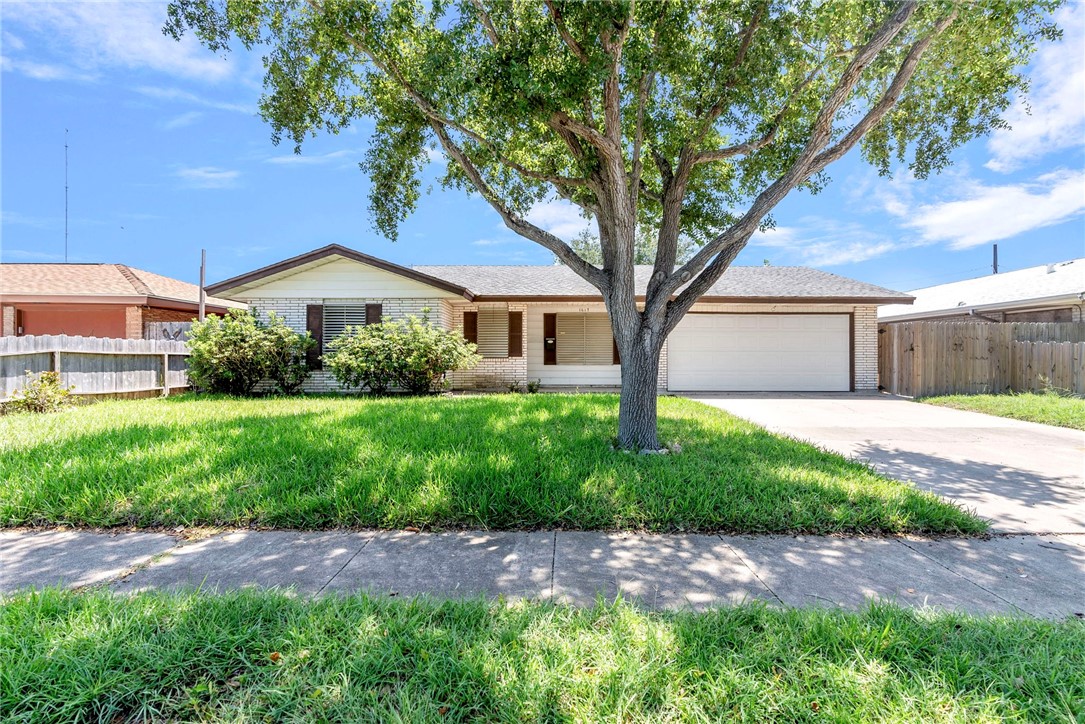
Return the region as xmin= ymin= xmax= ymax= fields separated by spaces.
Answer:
xmin=556 ymin=313 xmax=613 ymax=365
xmin=322 ymin=304 xmax=368 ymax=349
xmin=477 ymin=306 xmax=509 ymax=358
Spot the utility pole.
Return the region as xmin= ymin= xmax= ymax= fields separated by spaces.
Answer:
xmin=199 ymin=249 xmax=206 ymax=321
xmin=64 ymin=129 xmax=69 ymax=262
xmin=992 ymin=244 xmax=998 ymax=274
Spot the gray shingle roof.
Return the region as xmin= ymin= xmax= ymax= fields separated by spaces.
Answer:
xmin=414 ymin=264 xmax=911 ymax=301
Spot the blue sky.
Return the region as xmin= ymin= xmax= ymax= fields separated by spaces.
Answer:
xmin=2 ymin=2 xmax=1083 ymax=293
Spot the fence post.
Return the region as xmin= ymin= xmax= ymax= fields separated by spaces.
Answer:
xmin=52 ymin=350 xmax=61 ymax=376
xmin=161 ymin=353 xmax=170 ymax=397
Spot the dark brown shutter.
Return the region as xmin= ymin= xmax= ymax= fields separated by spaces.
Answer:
xmin=365 ymin=303 xmax=383 ymax=325
xmin=543 ymin=313 xmax=556 ymax=365
xmin=508 ymin=311 xmax=523 ymax=357
xmin=463 ymin=311 xmax=478 ymax=344
xmin=305 ymin=304 xmax=323 ymax=369
xmin=613 ymin=338 xmax=620 ymax=365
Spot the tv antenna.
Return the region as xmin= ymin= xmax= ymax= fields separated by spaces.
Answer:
xmin=64 ymin=129 xmax=70 ymax=262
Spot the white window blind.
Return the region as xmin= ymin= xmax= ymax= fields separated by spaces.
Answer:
xmin=477 ymin=306 xmax=509 ymax=358
xmin=322 ymin=304 xmax=368 ymax=349
xmin=556 ymin=313 xmax=613 ymax=365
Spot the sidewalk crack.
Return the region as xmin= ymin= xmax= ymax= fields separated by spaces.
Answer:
xmin=897 ymin=538 xmax=1029 ymax=617
xmin=719 ymin=535 xmax=784 ymax=606
xmin=317 ymin=533 xmax=376 ymax=596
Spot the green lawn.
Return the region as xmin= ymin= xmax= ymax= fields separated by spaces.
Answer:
xmin=2 ymin=589 xmax=1081 ymax=723
xmin=0 ymin=394 xmax=982 ymax=535
xmin=922 ymin=392 xmax=1085 ymax=430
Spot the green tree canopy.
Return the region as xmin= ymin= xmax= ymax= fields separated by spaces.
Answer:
xmin=166 ymin=0 xmax=1060 ymax=448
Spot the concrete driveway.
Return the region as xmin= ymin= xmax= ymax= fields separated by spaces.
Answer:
xmin=686 ymin=393 xmax=1084 ymax=534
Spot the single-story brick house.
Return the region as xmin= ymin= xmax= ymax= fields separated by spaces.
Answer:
xmin=0 ymin=263 xmax=244 ymax=339
xmin=206 ymin=244 xmax=912 ymax=392
xmin=879 ymin=258 xmax=1085 ymax=324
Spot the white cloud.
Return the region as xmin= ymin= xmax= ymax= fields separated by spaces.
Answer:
xmin=0 ymin=247 xmax=69 ymax=261
xmin=986 ymin=3 xmax=1085 ymax=172
xmin=176 ymin=166 xmax=241 ymax=189
xmin=526 ymin=199 xmax=594 ymax=240
xmin=266 ymin=149 xmax=356 ymax=165
xmin=161 ymin=111 xmax=203 ymax=130
xmin=1 ymin=55 xmax=95 ymax=82
xmin=751 ymin=220 xmax=899 ymax=267
xmin=3 ymin=31 xmax=25 ymax=51
xmin=903 ymin=169 xmax=1085 ymax=249
xmin=134 ymin=85 xmax=253 ymax=114
xmin=471 ymin=238 xmax=508 ymax=246
xmin=1 ymin=1 xmax=233 ymax=82
xmin=1 ymin=211 xmax=56 ymax=228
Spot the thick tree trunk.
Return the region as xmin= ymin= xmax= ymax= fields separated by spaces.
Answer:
xmin=616 ymin=335 xmax=663 ymax=450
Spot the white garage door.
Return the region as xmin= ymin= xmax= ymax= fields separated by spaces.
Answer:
xmin=668 ymin=314 xmax=850 ymax=391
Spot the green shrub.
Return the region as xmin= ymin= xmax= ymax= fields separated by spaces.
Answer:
xmin=187 ymin=310 xmax=315 ymax=396
xmin=324 ymin=313 xmax=480 ymax=394
xmin=263 ymin=312 xmax=316 ymax=394
xmin=7 ymin=371 xmax=74 ymax=414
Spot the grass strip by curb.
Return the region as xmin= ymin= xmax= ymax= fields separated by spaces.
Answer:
xmin=2 ymin=589 xmax=1082 ymax=723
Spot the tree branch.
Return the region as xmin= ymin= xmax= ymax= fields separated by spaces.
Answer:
xmin=468 ymin=0 xmax=500 ymax=46
xmin=692 ymin=57 xmax=829 ymax=165
xmin=629 ymin=69 xmax=655 ymax=213
xmin=688 ymin=2 xmax=767 ymax=146
xmin=430 ymin=121 xmax=608 ymax=290
xmin=317 ymin=3 xmax=590 ymax=191
xmin=544 ymin=0 xmax=589 ymax=63
xmin=808 ymin=9 xmax=959 ymax=174
xmin=645 ymin=0 xmax=920 ymax=319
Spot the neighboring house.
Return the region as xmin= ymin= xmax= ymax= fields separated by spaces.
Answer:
xmin=879 ymin=259 xmax=1085 ymax=324
xmin=0 ymin=263 xmax=245 ymax=339
xmin=206 ymin=244 xmax=912 ymax=393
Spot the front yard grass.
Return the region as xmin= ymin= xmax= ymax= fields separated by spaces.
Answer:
xmin=2 ymin=589 xmax=1082 ymax=723
xmin=0 ymin=393 xmax=983 ymax=535
xmin=921 ymin=392 xmax=1085 ymax=431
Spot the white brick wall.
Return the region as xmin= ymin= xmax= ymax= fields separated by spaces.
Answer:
xmin=246 ymin=296 xmax=881 ymax=393
xmin=245 ymin=296 xmax=448 ymax=393
xmin=445 ymin=303 xmax=528 ymax=390
xmin=853 ymin=305 xmax=878 ymax=390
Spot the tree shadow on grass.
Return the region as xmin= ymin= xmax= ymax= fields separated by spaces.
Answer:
xmin=0 ymin=395 xmax=982 ymax=534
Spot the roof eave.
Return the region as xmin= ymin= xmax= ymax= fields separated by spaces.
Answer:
xmin=467 ymin=294 xmax=915 ymax=304
xmin=206 ymin=244 xmax=476 ymax=301
xmin=0 ymin=293 xmax=240 ymax=312
xmin=879 ymin=292 xmax=1082 ymax=322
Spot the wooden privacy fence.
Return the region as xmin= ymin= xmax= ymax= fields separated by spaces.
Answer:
xmin=144 ymin=321 xmax=192 ymax=341
xmin=0 ymin=335 xmax=190 ymax=401
xmin=878 ymin=321 xmax=1085 ymax=397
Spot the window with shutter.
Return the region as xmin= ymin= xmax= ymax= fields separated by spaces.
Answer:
xmin=322 ymin=304 xmax=368 ymax=350
xmin=476 ymin=306 xmax=510 ymax=358
xmin=555 ymin=313 xmax=613 ymax=365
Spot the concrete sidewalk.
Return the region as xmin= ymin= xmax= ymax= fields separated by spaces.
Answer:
xmin=3 ymin=529 xmax=1083 ymax=619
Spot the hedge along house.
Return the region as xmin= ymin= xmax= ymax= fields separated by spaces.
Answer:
xmin=206 ymin=244 xmax=913 ymax=393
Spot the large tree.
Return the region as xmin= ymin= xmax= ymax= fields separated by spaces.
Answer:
xmin=167 ymin=0 xmax=1058 ymax=449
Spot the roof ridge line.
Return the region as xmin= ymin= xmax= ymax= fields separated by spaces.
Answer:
xmin=115 ymin=264 xmax=153 ymax=295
